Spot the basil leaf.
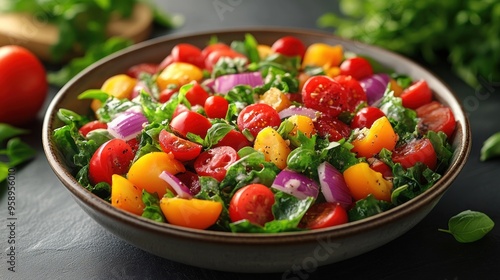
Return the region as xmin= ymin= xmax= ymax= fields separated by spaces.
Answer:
xmin=141 ymin=190 xmax=165 ymax=223
xmin=439 ymin=210 xmax=495 ymax=243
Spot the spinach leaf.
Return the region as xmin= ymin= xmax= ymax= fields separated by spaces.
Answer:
xmin=439 ymin=210 xmax=495 ymax=243
xmin=378 ymin=90 xmax=418 ymax=142
xmin=348 ymin=194 xmax=392 ymax=221
xmin=426 ymin=131 xmax=453 ymax=173
xmin=142 ymin=190 xmax=165 ymax=223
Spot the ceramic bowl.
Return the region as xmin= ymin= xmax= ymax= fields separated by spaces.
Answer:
xmin=42 ymin=28 xmax=471 ymax=273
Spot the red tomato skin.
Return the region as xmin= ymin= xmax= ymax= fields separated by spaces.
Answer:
xmin=194 ymin=146 xmax=239 ymax=182
xmin=176 ymin=170 xmax=201 ymax=195
xmin=333 ymin=75 xmax=367 ymax=112
xmin=350 ymin=107 xmax=386 ymax=129
xmin=339 ymin=57 xmax=374 ymax=80
xmin=126 ymin=63 xmax=158 ymax=78
xmin=314 ymin=115 xmax=352 ymax=142
xmin=214 ymin=130 xmax=251 ymax=151
xmin=171 ymin=43 xmax=205 ymax=69
xmin=271 ymin=36 xmax=306 ymax=59
xmin=204 ymin=48 xmax=247 ymax=71
xmin=204 ymin=95 xmax=229 ymax=119
xmin=392 ymin=138 xmax=437 ymax=170
xmin=301 ymin=75 xmax=350 ymax=118
xmin=158 ymin=54 xmax=174 ymax=70
xmin=237 ymin=103 xmax=281 ymax=138
xmin=416 ymin=101 xmax=456 ymax=139
xmin=158 ymin=130 xmax=203 ymax=162
xmin=368 ymin=158 xmax=393 ymax=178
xmin=299 ymin=202 xmax=348 ymax=230
xmin=201 ymin=43 xmax=232 ymax=60
xmin=79 ymin=120 xmax=108 ymax=137
xmin=158 ymin=87 xmax=178 ymax=103
xmin=170 ymin=111 xmax=212 ymax=139
xmin=89 ymin=139 xmax=135 ymax=185
xmin=185 ymin=82 xmax=210 ymax=106
xmin=229 ymin=184 xmax=275 ymax=226
xmin=0 ymin=46 xmax=48 ymax=125
xmin=400 ymin=80 xmax=433 ymax=109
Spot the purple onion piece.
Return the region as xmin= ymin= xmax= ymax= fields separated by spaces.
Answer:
xmin=107 ymin=111 xmax=148 ymax=141
xmin=158 ymin=171 xmax=193 ymax=199
xmin=359 ymin=73 xmax=390 ymax=105
xmin=317 ymin=162 xmax=352 ymax=209
xmin=214 ymin=72 xmax=264 ymax=94
xmin=271 ymin=169 xmax=319 ymax=200
xmin=278 ymin=106 xmax=320 ymax=120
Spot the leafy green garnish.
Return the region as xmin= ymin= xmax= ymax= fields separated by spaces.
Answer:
xmin=378 ymin=89 xmax=418 ymax=142
xmin=142 ymin=190 xmax=165 ymax=223
xmin=0 ymin=124 xmax=36 ymax=183
xmin=426 ymin=131 xmax=454 ymax=173
xmin=439 ymin=210 xmax=495 ymax=243
xmin=348 ymin=194 xmax=392 ymax=221
xmin=480 ymin=132 xmax=500 ymax=162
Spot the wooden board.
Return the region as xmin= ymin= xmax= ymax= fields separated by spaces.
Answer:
xmin=0 ymin=3 xmax=153 ymax=61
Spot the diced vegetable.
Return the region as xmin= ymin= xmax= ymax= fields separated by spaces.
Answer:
xmin=271 ymin=169 xmax=320 ymax=200
xmin=317 ymin=162 xmax=352 ymax=209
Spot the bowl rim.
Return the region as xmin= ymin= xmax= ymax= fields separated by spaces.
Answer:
xmin=42 ymin=27 xmax=471 ymax=245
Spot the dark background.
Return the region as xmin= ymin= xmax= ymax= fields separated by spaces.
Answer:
xmin=1 ymin=1 xmax=499 ymax=279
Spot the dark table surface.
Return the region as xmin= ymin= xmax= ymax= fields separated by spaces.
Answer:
xmin=2 ymin=1 xmax=499 ymax=279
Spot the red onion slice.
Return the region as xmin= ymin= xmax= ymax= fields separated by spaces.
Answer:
xmin=278 ymin=106 xmax=320 ymax=120
xmin=271 ymin=169 xmax=319 ymax=200
xmin=214 ymin=72 xmax=264 ymax=94
xmin=107 ymin=111 xmax=148 ymax=141
xmin=359 ymin=73 xmax=390 ymax=105
xmin=159 ymin=171 xmax=193 ymax=199
xmin=317 ymin=162 xmax=352 ymax=209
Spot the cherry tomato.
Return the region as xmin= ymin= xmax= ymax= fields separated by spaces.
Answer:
xmin=314 ymin=115 xmax=352 ymax=142
xmin=201 ymin=43 xmax=232 ymax=60
xmin=185 ymin=82 xmax=210 ymax=106
xmin=194 ymin=146 xmax=239 ymax=182
xmin=237 ymin=103 xmax=281 ymax=138
xmin=159 ymin=129 xmax=203 ymax=161
xmin=416 ymin=101 xmax=456 ymax=139
xmin=400 ymin=80 xmax=433 ymax=109
xmin=204 ymin=95 xmax=229 ymax=119
xmin=172 ymin=104 xmax=190 ymax=119
xmin=0 ymin=45 xmax=48 ymax=125
xmin=170 ymin=111 xmax=212 ymax=138
xmin=126 ymin=63 xmax=158 ymax=78
xmin=339 ymin=57 xmax=373 ymax=80
xmin=301 ymin=75 xmax=349 ymax=118
xmin=170 ymin=43 xmax=205 ymax=69
xmin=367 ymin=157 xmax=393 ymax=178
xmin=333 ymin=75 xmax=367 ymax=112
xmin=299 ymin=202 xmax=348 ymax=230
xmin=89 ymin=139 xmax=135 ymax=185
xmin=214 ymin=129 xmax=251 ymax=151
xmin=176 ymin=170 xmax=201 ymax=195
xmin=350 ymin=107 xmax=386 ymax=129
xmin=158 ymin=86 xmax=178 ymax=103
xmin=204 ymin=48 xmax=247 ymax=71
xmin=392 ymin=138 xmax=437 ymax=170
xmin=229 ymin=184 xmax=275 ymax=226
xmin=271 ymin=36 xmax=306 ymax=59
xmin=79 ymin=120 xmax=108 ymax=137
xmin=158 ymin=54 xmax=174 ymax=71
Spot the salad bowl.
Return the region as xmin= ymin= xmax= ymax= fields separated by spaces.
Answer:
xmin=42 ymin=28 xmax=471 ymax=273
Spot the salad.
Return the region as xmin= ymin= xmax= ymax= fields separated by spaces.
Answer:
xmin=53 ymin=33 xmax=456 ymax=233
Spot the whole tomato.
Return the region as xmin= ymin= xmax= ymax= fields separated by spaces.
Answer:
xmin=0 ymin=46 xmax=48 ymax=125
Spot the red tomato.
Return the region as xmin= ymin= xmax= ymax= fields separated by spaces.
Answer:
xmin=314 ymin=115 xmax=352 ymax=142
xmin=0 ymin=45 xmax=48 ymax=125
xmin=158 ymin=87 xmax=178 ymax=103
xmin=416 ymin=101 xmax=456 ymax=138
xmin=126 ymin=138 xmax=140 ymax=155
xmin=237 ymin=103 xmax=281 ymax=138
xmin=159 ymin=129 xmax=203 ymax=161
xmin=214 ymin=129 xmax=251 ymax=151
xmin=392 ymin=138 xmax=437 ymax=170
xmin=89 ymin=139 xmax=135 ymax=185
xmin=185 ymin=82 xmax=210 ymax=106
xmin=367 ymin=157 xmax=393 ymax=178
xmin=171 ymin=43 xmax=205 ymax=69
xmin=201 ymin=43 xmax=232 ymax=60
xmin=204 ymin=48 xmax=247 ymax=71
xmin=194 ymin=146 xmax=239 ymax=182
xmin=126 ymin=63 xmax=158 ymax=78
xmin=229 ymin=183 xmax=275 ymax=226
xmin=299 ymin=202 xmax=348 ymax=230
xmin=333 ymin=75 xmax=367 ymax=112
xmin=176 ymin=170 xmax=201 ymax=195
xmin=271 ymin=36 xmax=306 ymax=59
xmin=158 ymin=54 xmax=174 ymax=70
xmin=339 ymin=57 xmax=373 ymax=80
xmin=400 ymin=80 xmax=433 ymax=109
xmin=301 ymin=75 xmax=350 ymax=118
xmin=79 ymin=120 xmax=108 ymax=137
xmin=350 ymin=107 xmax=386 ymax=129
xmin=172 ymin=104 xmax=190 ymax=119
xmin=170 ymin=111 xmax=212 ymax=138
xmin=204 ymin=95 xmax=229 ymax=118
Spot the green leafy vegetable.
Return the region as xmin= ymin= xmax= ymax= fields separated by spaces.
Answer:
xmin=317 ymin=0 xmax=500 ymax=87
xmin=0 ymin=123 xmax=37 ymax=183
xmin=348 ymin=194 xmax=392 ymax=221
xmin=480 ymin=132 xmax=500 ymax=161
xmin=142 ymin=190 xmax=165 ymax=223
xmin=439 ymin=210 xmax=495 ymax=243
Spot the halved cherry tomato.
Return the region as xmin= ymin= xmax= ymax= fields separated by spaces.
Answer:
xmin=176 ymin=170 xmax=201 ymax=195
xmin=271 ymin=36 xmax=306 ymax=59
xmin=214 ymin=129 xmax=251 ymax=151
xmin=204 ymin=95 xmax=229 ymax=118
xmin=159 ymin=129 xmax=203 ymax=161
xmin=89 ymin=139 xmax=135 ymax=185
xmin=204 ymin=48 xmax=247 ymax=71
xmin=185 ymin=82 xmax=210 ymax=106
xmin=339 ymin=57 xmax=373 ymax=80
xmin=392 ymin=138 xmax=437 ymax=170
xmin=333 ymin=75 xmax=367 ymax=112
xmin=314 ymin=115 xmax=352 ymax=142
xmin=301 ymin=75 xmax=349 ymax=118
xmin=229 ymin=183 xmax=275 ymax=226
xmin=126 ymin=63 xmax=158 ymax=78
xmin=299 ymin=202 xmax=348 ymax=230
xmin=367 ymin=158 xmax=393 ymax=179
xmin=160 ymin=197 xmax=222 ymax=229
xmin=194 ymin=146 xmax=239 ymax=182
xmin=350 ymin=107 xmax=386 ymax=129
xmin=416 ymin=101 xmax=456 ymax=139
xmin=171 ymin=43 xmax=205 ymax=69
xmin=201 ymin=43 xmax=232 ymax=60
xmin=237 ymin=103 xmax=281 ymax=138
xmin=79 ymin=120 xmax=107 ymax=137
xmin=400 ymin=79 xmax=433 ymax=109
xmin=170 ymin=111 xmax=212 ymax=138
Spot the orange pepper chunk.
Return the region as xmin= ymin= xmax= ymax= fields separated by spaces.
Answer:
xmin=343 ymin=162 xmax=393 ymax=202
xmin=351 ymin=116 xmax=398 ymax=158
